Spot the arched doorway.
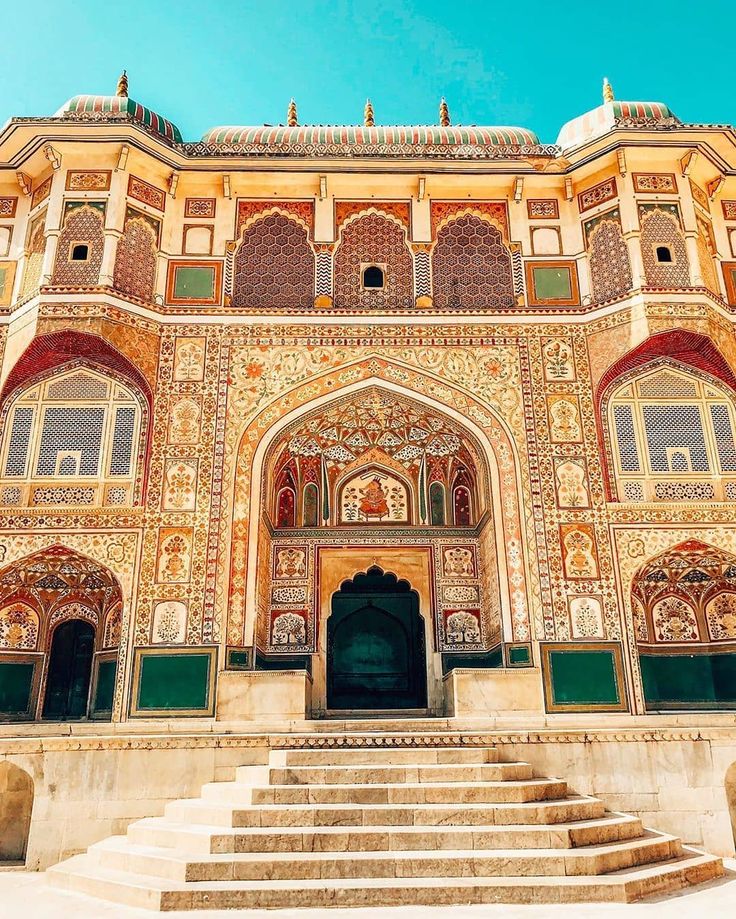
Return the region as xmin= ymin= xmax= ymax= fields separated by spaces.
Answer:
xmin=327 ymin=567 xmax=427 ymax=711
xmin=0 ymin=762 xmax=33 ymax=862
xmin=42 ymin=619 xmax=95 ymax=720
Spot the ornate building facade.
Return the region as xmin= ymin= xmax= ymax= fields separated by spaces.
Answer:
xmin=0 ymin=75 xmax=735 ymax=730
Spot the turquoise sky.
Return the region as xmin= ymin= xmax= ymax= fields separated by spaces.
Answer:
xmin=1 ymin=0 xmax=733 ymax=143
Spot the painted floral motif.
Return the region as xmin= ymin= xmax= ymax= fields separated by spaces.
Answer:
xmin=554 ymin=458 xmax=589 ymax=508
xmin=156 ymin=530 xmax=193 ymax=583
xmin=549 ymin=397 xmax=582 ymax=442
xmin=569 ymin=596 xmax=603 ymax=638
xmin=163 ymin=460 xmax=198 ymax=511
xmin=173 ymin=338 xmax=206 ymax=381
xmin=0 ymin=603 xmax=39 ymax=650
xmin=169 ymin=397 xmax=201 ymax=444
xmin=152 ymin=600 xmax=186 ymax=643
xmin=542 ymin=339 xmax=575 ymax=381
xmin=653 ymin=596 xmax=699 ymax=641
xmin=705 ymin=592 xmax=736 ymax=640
xmin=561 ymin=525 xmax=599 ymax=579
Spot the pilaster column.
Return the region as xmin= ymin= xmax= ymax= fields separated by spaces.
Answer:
xmin=40 ymin=229 xmax=61 ymax=284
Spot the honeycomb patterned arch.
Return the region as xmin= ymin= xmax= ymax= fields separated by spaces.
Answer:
xmin=333 ymin=210 xmax=415 ymax=309
xmin=231 ymin=210 xmax=315 ymax=310
xmin=430 ymin=210 xmax=515 ymax=310
xmin=431 ymin=207 xmax=508 ymax=245
xmin=587 ymin=216 xmax=633 ymax=303
xmin=237 ymin=206 xmax=312 ymax=240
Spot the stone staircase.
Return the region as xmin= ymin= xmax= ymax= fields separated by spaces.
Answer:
xmin=47 ymin=737 xmax=724 ymax=910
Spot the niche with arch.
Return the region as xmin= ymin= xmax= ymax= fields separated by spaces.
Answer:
xmin=0 ymin=762 xmax=33 ymax=862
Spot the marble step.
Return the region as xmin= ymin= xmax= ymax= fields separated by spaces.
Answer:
xmin=199 ymin=777 xmax=568 ymax=807
xmin=88 ymin=832 xmax=682 ymax=882
xmin=46 ymin=850 xmax=725 ymax=910
xmin=262 ymin=762 xmax=532 ymax=785
xmin=128 ymin=812 xmax=644 ymax=855
xmin=268 ymin=746 xmax=500 ymax=766
xmin=165 ymin=794 xmax=607 ymax=828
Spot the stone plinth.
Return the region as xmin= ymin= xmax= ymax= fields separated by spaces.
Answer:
xmin=443 ymin=667 xmax=544 ymax=717
xmin=215 ymin=669 xmax=312 ymax=721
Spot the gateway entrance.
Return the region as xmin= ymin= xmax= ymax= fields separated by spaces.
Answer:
xmin=327 ymin=567 xmax=427 ymax=711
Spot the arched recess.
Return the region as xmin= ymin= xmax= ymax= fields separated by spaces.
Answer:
xmin=631 ymin=539 xmax=736 ymax=710
xmin=231 ymin=211 xmax=315 ymax=310
xmin=0 ymin=544 xmax=124 ymax=721
xmin=726 ymin=761 xmax=736 ymax=852
xmin=333 ymin=211 xmax=414 ymax=309
xmin=431 ymin=212 xmax=515 ymax=309
xmin=0 ymin=762 xmax=33 ymax=862
xmin=228 ymin=363 xmax=532 ymax=653
xmin=263 ymin=385 xmax=485 ymax=530
xmin=0 ymin=331 xmax=153 ymax=504
xmin=596 ymin=330 xmax=736 ymax=501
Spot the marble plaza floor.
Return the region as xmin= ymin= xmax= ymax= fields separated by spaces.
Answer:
xmin=1 ymin=859 xmax=735 ymax=919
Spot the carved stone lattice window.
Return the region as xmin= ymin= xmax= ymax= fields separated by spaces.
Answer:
xmin=588 ymin=218 xmax=633 ymax=302
xmin=232 ymin=214 xmax=314 ymax=309
xmin=608 ymin=365 xmax=736 ymax=502
xmin=431 ymin=215 xmax=514 ymax=309
xmin=0 ymin=367 xmax=141 ymax=507
xmin=113 ymin=217 xmax=157 ymax=302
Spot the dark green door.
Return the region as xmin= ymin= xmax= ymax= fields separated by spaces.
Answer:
xmin=327 ymin=567 xmax=427 ymax=710
xmin=42 ymin=619 xmax=95 ymax=720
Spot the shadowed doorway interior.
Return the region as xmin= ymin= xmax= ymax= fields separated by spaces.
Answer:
xmin=327 ymin=566 xmax=427 ymax=711
xmin=42 ymin=619 xmax=95 ymax=720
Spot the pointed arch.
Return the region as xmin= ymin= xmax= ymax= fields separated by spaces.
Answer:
xmin=596 ymin=331 xmax=736 ymax=500
xmin=232 ymin=211 xmax=314 ymax=309
xmin=228 ymin=362 xmax=532 ymax=651
xmin=431 ymin=212 xmax=514 ymax=309
xmin=333 ymin=212 xmax=414 ymax=309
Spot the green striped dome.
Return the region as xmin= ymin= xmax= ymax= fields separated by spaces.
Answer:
xmin=57 ymin=96 xmax=182 ymax=143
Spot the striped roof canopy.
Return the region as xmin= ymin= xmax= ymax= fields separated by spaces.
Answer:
xmin=557 ymin=101 xmax=679 ymax=152
xmin=56 ymin=95 xmax=183 ymax=143
xmin=201 ymin=124 xmax=541 ymax=149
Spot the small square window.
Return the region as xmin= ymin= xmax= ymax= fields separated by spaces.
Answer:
xmin=361 ymin=264 xmax=386 ymax=289
xmin=70 ymin=243 xmax=89 ymax=262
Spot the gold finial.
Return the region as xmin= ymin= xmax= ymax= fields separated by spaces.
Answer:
xmin=602 ymin=77 xmax=614 ymax=104
xmin=439 ymin=97 xmax=450 ymax=127
xmin=364 ymin=98 xmax=375 ymax=128
xmin=116 ymin=70 xmax=129 ymax=98
xmin=287 ymin=98 xmax=298 ymax=127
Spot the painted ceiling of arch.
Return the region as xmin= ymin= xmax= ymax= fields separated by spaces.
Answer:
xmin=275 ymin=388 xmax=480 ymax=476
xmin=0 ymin=544 xmax=122 ymax=614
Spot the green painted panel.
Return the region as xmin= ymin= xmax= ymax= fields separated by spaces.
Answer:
xmin=0 ymin=661 xmax=35 ymax=715
xmin=92 ymin=659 xmax=117 ymax=714
xmin=641 ymin=653 xmax=736 ymax=706
xmin=549 ymin=650 xmax=620 ymax=705
xmin=533 ymin=266 xmax=572 ymax=300
xmin=508 ymin=645 xmax=531 ymax=665
xmin=137 ymin=653 xmax=211 ymax=711
xmin=173 ymin=266 xmax=215 ymax=300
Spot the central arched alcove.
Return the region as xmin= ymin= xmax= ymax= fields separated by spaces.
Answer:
xmin=327 ymin=567 xmax=427 ymax=711
xmin=264 ymin=385 xmax=489 ymax=529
